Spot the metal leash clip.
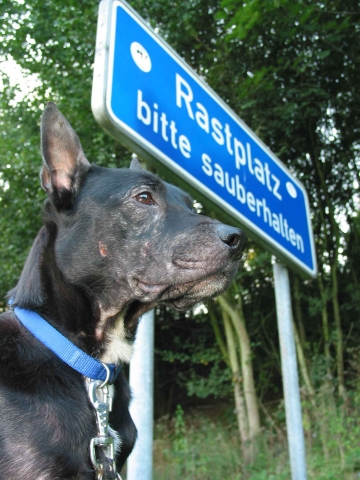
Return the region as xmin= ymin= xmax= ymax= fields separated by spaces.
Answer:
xmin=88 ymin=376 xmax=121 ymax=480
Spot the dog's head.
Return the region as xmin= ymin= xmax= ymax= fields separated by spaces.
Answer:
xmin=40 ymin=103 xmax=246 ymax=345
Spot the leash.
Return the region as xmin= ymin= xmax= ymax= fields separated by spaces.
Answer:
xmin=10 ymin=301 xmax=122 ymax=480
xmin=87 ymin=379 xmax=121 ymax=480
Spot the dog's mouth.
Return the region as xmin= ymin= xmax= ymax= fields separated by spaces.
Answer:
xmin=136 ymin=280 xmax=168 ymax=294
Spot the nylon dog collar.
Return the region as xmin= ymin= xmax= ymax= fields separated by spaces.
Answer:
xmin=11 ymin=302 xmax=121 ymax=384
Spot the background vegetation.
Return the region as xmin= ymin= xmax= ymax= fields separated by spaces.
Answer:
xmin=1 ymin=0 xmax=359 ymax=478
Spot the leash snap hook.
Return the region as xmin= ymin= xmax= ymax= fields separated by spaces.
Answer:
xmin=90 ymin=436 xmax=115 ymax=475
xmin=88 ymin=379 xmax=120 ymax=479
xmin=98 ymin=361 xmax=111 ymax=389
xmin=88 ymin=380 xmax=110 ymax=438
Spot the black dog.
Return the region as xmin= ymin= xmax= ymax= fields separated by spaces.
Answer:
xmin=0 ymin=103 xmax=246 ymax=479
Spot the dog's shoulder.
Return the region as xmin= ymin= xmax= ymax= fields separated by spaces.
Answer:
xmin=0 ymin=311 xmax=80 ymax=391
xmin=0 ymin=311 xmax=101 ymax=478
xmin=0 ymin=310 xmax=24 ymax=360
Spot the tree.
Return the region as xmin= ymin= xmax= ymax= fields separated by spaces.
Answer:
xmin=215 ymin=0 xmax=360 ymax=401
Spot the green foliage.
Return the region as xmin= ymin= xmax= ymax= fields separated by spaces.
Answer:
xmin=302 ymin=387 xmax=360 ymax=478
xmin=0 ymin=92 xmax=45 ymax=302
xmin=155 ymin=309 xmax=233 ymax=404
xmin=153 ymin=410 xmax=244 ymax=479
xmin=173 ymin=405 xmax=187 ymax=457
xmin=182 ymin=360 xmax=232 ymax=399
xmin=153 ymin=389 xmax=360 ymax=479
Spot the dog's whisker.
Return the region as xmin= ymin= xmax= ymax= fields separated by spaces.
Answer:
xmin=87 ymin=276 xmax=109 ymax=287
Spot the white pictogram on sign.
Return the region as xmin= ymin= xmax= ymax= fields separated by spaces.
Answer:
xmin=130 ymin=42 xmax=152 ymax=72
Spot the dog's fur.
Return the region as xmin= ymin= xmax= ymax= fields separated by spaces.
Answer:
xmin=0 ymin=103 xmax=246 ymax=479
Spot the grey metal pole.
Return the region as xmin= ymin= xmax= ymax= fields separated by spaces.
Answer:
xmin=273 ymin=260 xmax=308 ymax=480
xmin=127 ymin=309 xmax=154 ymax=480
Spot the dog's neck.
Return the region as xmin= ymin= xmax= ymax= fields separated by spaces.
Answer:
xmin=11 ymin=224 xmax=137 ymax=365
xmin=10 ymin=226 xmax=104 ymax=357
xmin=97 ymin=309 xmax=134 ymax=364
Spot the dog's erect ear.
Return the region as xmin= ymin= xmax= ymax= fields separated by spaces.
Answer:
xmin=130 ymin=156 xmax=142 ymax=170
xmin=40 ymin=102 xmax=90 ymax=208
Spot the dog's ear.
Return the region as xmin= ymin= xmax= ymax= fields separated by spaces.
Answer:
xmin=40 ymin=102 xmax=90 ymax=209
xmin=130 ymin=156 xmax=142 ymax=170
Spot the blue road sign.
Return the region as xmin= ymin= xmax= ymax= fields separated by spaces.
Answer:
xmin=92 ymin=0 xmax=317 ymax=278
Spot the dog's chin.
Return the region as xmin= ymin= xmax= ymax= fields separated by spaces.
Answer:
xmin=125 ymin=265 xmax=238 ymax=329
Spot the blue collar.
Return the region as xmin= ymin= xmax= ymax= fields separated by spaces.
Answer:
xmin=11 ymin=303 xmax=121 ymax=384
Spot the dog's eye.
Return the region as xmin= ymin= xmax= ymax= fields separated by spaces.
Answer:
xmin=135 ymin=192 xmax=155 ymax=206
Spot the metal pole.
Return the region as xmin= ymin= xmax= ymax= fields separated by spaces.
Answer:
xmin=272 ymin=260 xmax=307 ymax=480
xmin=127 ymin=309 xmax=154 ymax=480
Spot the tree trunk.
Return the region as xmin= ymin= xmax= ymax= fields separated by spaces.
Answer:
xmin=209 ymin=309 xmax=230 ymax=369
xmin=293 ymin=320 xmax=315 ymax=400
xmin=331 ymin=262 xmax=346 ymax=401
xmin=222 ymin=310 xmax=250 ymax=461
xmin=293 ymin=275 xmax=307 ymax=349
xmin=218 ymin=294 xmax=261 ymax=446
xmin=317 ymin=275 xmax=332 ymax=378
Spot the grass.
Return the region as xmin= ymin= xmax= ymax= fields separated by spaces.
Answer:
xmin=153 ymin=408 xmax=244 ymax=479
xmin=151 ymin=408 xmax=290 ymax=480
xmin=147 ymin=397 xmax=360 ymax=480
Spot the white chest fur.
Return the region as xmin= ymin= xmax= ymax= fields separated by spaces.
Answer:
xmin=100 ymin=312 xmax=134 ymax=364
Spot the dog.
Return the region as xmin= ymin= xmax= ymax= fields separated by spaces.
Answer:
xmin=0 ymin=103 xmax=246 ymax=479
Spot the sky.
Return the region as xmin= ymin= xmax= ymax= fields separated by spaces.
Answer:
xmin=0 ymin=55 xmax=41 ymax=104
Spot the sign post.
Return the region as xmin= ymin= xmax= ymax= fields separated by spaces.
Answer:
xmin=127 ymin=309 xmax=155 ymax=480
xmin=92 ymin=1 xmax=317 ymax=479
xmin=273 ymin=260 xmax=308 ymax=480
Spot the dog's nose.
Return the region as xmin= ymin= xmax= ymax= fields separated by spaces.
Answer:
xmin=216 ymin=224 xmax=247 ymax=253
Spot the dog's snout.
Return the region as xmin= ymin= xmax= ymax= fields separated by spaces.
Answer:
xmin=217 ymin=225 xmax=247 ymax=253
